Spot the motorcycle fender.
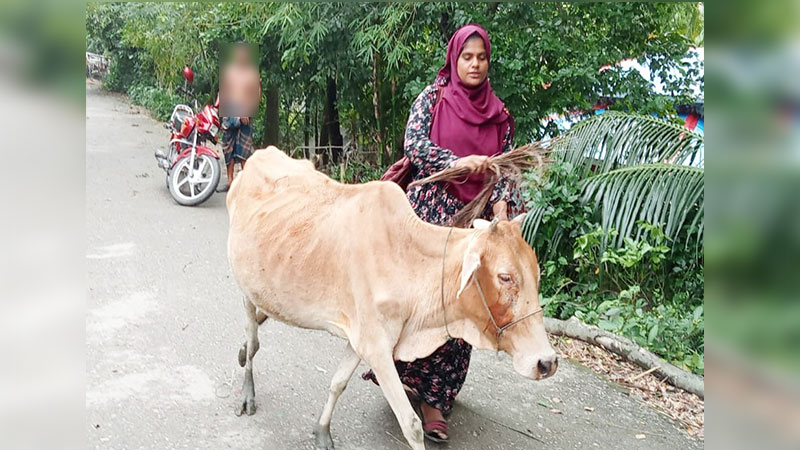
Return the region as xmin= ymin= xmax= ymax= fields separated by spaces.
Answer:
xmin=170 ymin=146 xmax=220 ymax=169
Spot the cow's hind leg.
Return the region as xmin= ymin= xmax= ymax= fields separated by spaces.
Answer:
xmin=313 ymin=343 xmax=361 ymax=450
xmin=235 ymin=297 xmax=262 ymax=416
xmin=238 ymin=309 xmax=268 ymax=367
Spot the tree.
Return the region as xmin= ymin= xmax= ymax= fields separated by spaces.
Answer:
xmin=86 ymin=2 xmax=704 ymax=159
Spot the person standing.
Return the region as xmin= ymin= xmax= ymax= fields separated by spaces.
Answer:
xmin=218 ymin=42 xmax=261 ymax=192
xmin=217 ymin=115 xmax=254 ymax=192
xmin=363 ymin=24 xmax=522 ymax=442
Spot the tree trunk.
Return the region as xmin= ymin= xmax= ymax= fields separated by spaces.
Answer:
xmin=263 ymin=86 xmax=280 ymax=146
xmin=320 ymin=102 xmax=329 ymax=148
xmin=545 ymin=317 xmax=704 ymax=399
xmin=303 ymin=100 xmax=310 ymax=148
xmin=391 ymin=77 xmax=399 ymax=161
xmin=320 ymin=76 xmax=343 ymax=162
xmin=439 ymin=11 xmax=450 ymax=42
xmin=372 ymin=52 xmax=385 ymax=166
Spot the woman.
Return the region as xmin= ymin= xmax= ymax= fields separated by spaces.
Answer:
xmin=364 ymin=24 xmax=522 ymax=442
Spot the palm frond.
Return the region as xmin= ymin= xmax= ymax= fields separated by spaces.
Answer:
xmin=582 ymin=164 xmax=704 ymax=247
xmin=521 ymin=111 xmax=704 ymax=252
xmin=556 ymin=111 xmax=704 ymax=179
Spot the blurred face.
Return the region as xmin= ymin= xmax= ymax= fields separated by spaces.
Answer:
xmin=457 ymin=35 xmax=489 ymax=88
xmin=219 ymin=43 xmax=260 ymax=118
xmin=233 ymin=46 xmax=253 ymax=68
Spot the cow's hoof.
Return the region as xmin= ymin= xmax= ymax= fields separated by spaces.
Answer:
xmin=313 ymin=423 xmax=334 ymax=450
xmin=235 ymin=394 xmax=256 ymax=416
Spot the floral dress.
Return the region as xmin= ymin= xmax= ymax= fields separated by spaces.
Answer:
xmin=362 ymin=82 xmax=522 ymax=415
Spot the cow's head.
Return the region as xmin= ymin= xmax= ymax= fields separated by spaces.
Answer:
xmin=458 ymin=214 xmax=558 ymax=380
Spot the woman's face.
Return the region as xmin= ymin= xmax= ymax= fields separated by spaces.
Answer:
xmin=457 ymin=36 xmax=489 ymax=88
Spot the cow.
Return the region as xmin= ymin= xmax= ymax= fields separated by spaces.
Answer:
xmin=226 ymin=147 xmax=557 ymax=450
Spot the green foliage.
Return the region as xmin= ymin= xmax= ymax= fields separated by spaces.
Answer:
xmin=86 ymin=2 xmax=704 ymax=152
xmin=128 ymin=85 xmax=182 ymax=121
xmin=522 ymin=160 xmax=596 ymax=263
xmin=523 ymin=112 xmax=705 ymax=254
xmin=332 ymin=161 xmax=389 ymax=184
xmin=522 ymin=111 xmax=704 ymax=374
xmin=535 ymin=194 xmax=704 ymax=373
xmin=527 ymin=156 xmax=704 ymax=374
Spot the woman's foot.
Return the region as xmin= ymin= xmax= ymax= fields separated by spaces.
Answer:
xmin=420 ymin=402 xmax=448 ymax=442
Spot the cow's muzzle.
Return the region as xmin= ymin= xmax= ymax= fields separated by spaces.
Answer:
xmin=515 ymin=351 xmax=559 ymax=380
xmin=537 ymin=355 xmax=558 ymax=379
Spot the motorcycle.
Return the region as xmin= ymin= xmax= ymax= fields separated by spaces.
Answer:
xmin=154 ymin=66 xmax=222 ymax=206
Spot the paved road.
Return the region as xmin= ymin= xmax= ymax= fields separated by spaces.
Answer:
xmin=86 ymin=81 xmax=700 ymax=450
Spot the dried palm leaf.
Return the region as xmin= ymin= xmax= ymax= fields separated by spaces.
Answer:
xmin=409 ymin=142 xmax=552 ymax=227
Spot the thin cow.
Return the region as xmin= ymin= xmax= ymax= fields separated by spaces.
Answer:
xmin=226 ymin=147 xmax=558 ymax=450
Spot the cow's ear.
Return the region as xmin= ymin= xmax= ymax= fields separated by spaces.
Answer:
xmin=458 ymin=240 xmax=481 ymax=298
xmin=472 ymin=219 xmax=491 ymax=229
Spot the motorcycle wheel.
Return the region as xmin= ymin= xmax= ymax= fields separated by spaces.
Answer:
xmin=167 ymin=153 xmax=220 ymax=206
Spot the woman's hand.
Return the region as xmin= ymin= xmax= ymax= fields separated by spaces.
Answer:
xmin=455 ymin=155 xmax=490 ymax=174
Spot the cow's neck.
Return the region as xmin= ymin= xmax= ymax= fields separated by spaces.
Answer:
xmin=392 ymin=219 xmax=497 ymax=362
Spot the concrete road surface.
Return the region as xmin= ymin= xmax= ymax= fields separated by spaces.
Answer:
xmin=86 ymin=81 xmax=701 ymax=450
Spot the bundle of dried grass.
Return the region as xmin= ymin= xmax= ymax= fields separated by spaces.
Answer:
xmin=408 ymin=142 xmax=552 ymax=227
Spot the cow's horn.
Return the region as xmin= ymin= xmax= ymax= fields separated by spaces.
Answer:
xmin=511 ymin=212 xmax=528 ymax=224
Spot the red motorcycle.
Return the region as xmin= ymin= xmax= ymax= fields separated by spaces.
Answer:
xmin=155 ymin=66 xmax=222 ymax=206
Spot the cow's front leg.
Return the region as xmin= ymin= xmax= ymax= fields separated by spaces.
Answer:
xmin=313 ymin=343 xmax=361 ymax=450
xmin=235 ymin=297 xmax=262 ymax=416
xmin=366 ymin=350 xmax=425 ymax=450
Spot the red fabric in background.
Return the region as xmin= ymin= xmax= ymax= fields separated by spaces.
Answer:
xmin=684 ymin=113 xmax=699 ymax=131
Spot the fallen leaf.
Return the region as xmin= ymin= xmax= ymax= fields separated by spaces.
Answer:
xmin=584 ymin=406 xmax=595 ymax=412
xmin=552 ymin=397 xmax=561 ymax=404
xmin=314 ymin=365 xmax=327 ymax=374
xmin=635 ymin=434 xmax=646 ymax=440
xmin=537 ymin=401 xmax=550 ymax=408
xmin=550 ymin=409 xmax=562 ymax=414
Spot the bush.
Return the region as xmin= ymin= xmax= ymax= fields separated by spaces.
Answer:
xmin=525 ymin=160 xmax=705 ymax=374
xmin=101 ymin=48 xmax=156 ymax=94
xmin=330 ymin=160 xmax=388 ymax=184
xmin=127 ymin=84 xmax=182 ymax=122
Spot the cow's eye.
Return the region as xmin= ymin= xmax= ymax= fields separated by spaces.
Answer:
xmin=498 ymin=273 xmax=513 ymax=284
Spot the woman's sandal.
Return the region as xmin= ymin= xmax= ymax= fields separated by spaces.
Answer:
xmin=404 ymin=389 xmax=449 ymax=443
xmin=423 ymin=420 xmax=449 ymax=443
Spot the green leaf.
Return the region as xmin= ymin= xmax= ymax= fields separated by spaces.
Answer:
xmin=693 ymin=305 xmax=703 ymax=321
xmin=648 ymin=323 xmax=659 ymax=343
xmin=598 ymin=319 xmax=617 ymax=332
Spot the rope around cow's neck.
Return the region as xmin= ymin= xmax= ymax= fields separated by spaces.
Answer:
xmin=440 ymin=226 xmax=544 ymax=344
xmin=441 ymin=226 xmax=455 ymax=340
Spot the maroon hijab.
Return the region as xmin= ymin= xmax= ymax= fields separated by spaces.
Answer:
xmin=430 ymin=24 xmax=512 ymax=203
